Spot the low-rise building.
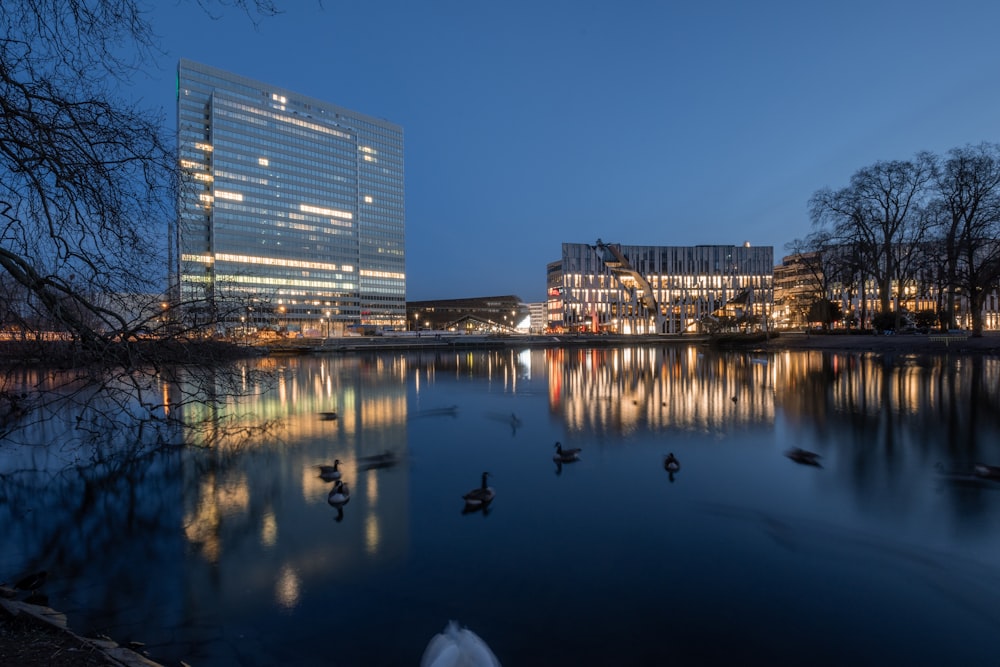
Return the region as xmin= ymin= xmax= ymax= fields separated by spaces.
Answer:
xmin=407 ymin=296 xmax=529 ymax=334
xmin=549 ymin=241 xmax=774 ymax=334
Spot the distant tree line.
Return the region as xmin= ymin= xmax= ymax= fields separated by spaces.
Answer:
xmin=789 ymin=143 xmax=1000 ymax=336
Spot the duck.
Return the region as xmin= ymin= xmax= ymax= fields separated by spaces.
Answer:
xmin=317 ymin=460 xmax=342 ymax=481
xmin=359 ymin=450 xmax=399 ymax=471
xmin=973 ymin=463 xmax=1000 ymax=481
xmin=327 ymin=480 xmax=350 ymax=506
xmin=462 ymin=472 xmax=495 ymax=508
xmin=553 ymin=441 xmax=581 ymax=463
xmin=553 ymin=441 xmax=581 ymax=462
xmin=421 ymin=620 xmax=501 ymax=667
xmin=319 ymin=410 xmax=338 ymax=421
xmin=785 ymin=447 xmax=822 ymax=467
xmin=664 ymin=453 xmax=680 ymax=473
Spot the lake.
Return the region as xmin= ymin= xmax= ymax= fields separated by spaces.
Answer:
xmin=2 ymin=344 xmax=1000 ymax=666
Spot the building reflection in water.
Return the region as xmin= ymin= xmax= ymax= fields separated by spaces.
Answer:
xmin=3 ymin=345 xmax=1000 ymax=663
xmin=166 ymin=354 xmax=412 ymax=620
xmin=545 ymin=346 xmax=776 ymax=435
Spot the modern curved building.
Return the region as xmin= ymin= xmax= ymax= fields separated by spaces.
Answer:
xmin=549 ymin=241 xmax=774 ymax=334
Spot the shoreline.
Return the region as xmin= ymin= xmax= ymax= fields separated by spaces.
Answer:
xmin=263 ymin=331 xmax=1000 ymax=356
xmin=761 ymin=331 xmax=1000 ymax=354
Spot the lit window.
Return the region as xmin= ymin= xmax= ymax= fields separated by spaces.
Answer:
xmin=300 ymin=204 xmax=353 ymax=220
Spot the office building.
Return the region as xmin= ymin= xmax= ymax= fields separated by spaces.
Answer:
xmin=171 ymin=60 xmax=405 ymax=335
xmin=550 ymin=241 xmax=774 ymax=334
xmin=407 ymin=296 xmax=529 ymax=333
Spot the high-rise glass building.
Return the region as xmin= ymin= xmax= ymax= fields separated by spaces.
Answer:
xmin=171 ymin=59 xmax=405 ymax=335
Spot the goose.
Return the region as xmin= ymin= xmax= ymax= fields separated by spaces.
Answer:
xmin=421 ymin=620 xmax=501 ymax=667
xmin=317 ymin=460 xmax=342 ymax=481
xmin=359 ymin=450 xmax=399 ymax=471
xmin=786 ymin=447 xmax=822 ymax=467
xmin=462 ymin=472 xmax=495 ymax=508
xmin=664 ymin=453 xmax=680 ymax=473
xmin=327 ymin=480 xmax=350 ymax=506
xmin=553 ymin=441 xmax=581 ymax=463
xmin=973 ymin=463 xmax=1000 ymax=480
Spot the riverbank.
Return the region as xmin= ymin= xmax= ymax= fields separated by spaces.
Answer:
xmin=261 ymin=330 xmax=1000 ymax=356
xmin=761 ymin=331 xmax=1000 ymax=354
xmin=0 ymin=592 xmax=158 ymax=667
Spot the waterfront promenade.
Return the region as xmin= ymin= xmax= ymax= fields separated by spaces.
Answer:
xmin=262 ymin=330 xmax=1000 ymax=355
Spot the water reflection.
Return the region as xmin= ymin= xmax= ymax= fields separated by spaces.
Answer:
xmin=546 ymin=346 xmax=774 ymax=435
xmin=1 ymin=345 xmax=1000 ymax=664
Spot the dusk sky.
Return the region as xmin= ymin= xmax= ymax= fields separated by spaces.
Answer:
xmin=135 ymin=1 xmax=1000 ymax=302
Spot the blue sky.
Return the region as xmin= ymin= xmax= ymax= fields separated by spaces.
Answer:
xmin=134 ymin=1 xmax=1000 ymax=302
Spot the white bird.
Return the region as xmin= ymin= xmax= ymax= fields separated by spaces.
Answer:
xmin=327 ymin=480 xmax=350 ymax=506
xmin=462 ymin=472 xmax=495 ymax=508
xmin=421 ymin=620 xmax=501 ymax=667
xmin=553 ymin=441 xmax=581 ymax=463
xmin=974 ymin=463 xmax=1000 ymax=480
xmin=317 ymin=460 xmax=342 ymax=481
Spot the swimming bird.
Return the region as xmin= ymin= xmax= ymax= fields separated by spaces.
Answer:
xmin=553 ymin=441 xmax=581 ymax=463
xmin=317 ymin=460 xmax=342 ymax=481
xmin=319 ymin=410 xmax=338 ymax=421
xmin=327 ymin=480 xmax=350 ymax=506
xmin=509 ymin=413 xmax=522 ymax=435
xmin=462 ymin=472 xmax=495 ymax=508
xmin=664 ymin=453 xmax=681 ymax=473
xmin=420 ymin=620 xmax=501 ymax=667
xmin=359 ymin=450 xmax=399 ymax=471
xmin=973 ymin=463 xmax=1000 ymax=480
xmin=785 ymin=447 xmax=822 ymax=467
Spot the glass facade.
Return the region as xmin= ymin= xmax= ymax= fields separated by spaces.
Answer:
xmin=171 ymin=60 xmax=405 ymax=334
xmin=553 ymin=242 xmax=774 ymax=334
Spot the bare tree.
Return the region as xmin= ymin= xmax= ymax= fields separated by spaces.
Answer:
xmin=929 ymin=143 xmax=1000 ymax=335
xmin=1 ymin=1 xmax=280 ymax=354
xmin=0 ymin=0 xmax=281 ymax=448
xmin=810 ymin=153 xmax=934 ymax=329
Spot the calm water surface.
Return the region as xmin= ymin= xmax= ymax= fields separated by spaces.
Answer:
xmin=3 ymin=345 xmax=1000 ymax=666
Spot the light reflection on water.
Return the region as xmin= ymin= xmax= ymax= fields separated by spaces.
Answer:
xmin=2 ymin=346 xmax=1000 ymax=666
